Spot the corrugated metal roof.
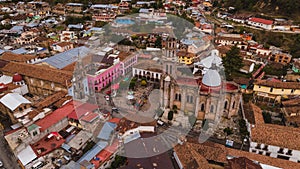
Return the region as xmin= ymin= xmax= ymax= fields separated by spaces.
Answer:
xmin=0 ymin=93 xmax=31 ymax=111
xmin=17 ymin=145 xmax=37 ymax=166
xmin=97 ymin=122 xmax=117 ymax=140
xmin=11 ymin=47 xmax=28 ymax=54
xmin=0 ymin=75 xmax=12 ymax=84
xmin=78 ymin=141 xmax=108 ymax=163
xmin=43 ymin=46 xmax=90 ymax=69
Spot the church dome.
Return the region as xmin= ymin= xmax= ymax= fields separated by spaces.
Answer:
xmin=202 ymin=69 xmax=221 ymax=87
xmin=12 ymin=73 xmax=22 ymax=82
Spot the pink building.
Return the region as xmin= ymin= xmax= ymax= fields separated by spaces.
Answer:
xmin=87 ymin=62 xmax=121 ymax=92
xmin=87 ymin=51 xmax=138 ymax=92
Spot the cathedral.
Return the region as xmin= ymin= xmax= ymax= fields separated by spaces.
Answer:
xmin=160 ymin=38 xmax=242 ymax=124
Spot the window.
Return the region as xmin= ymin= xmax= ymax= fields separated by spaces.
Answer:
xmin=232 ymin=101 xmax=236 ymax=109
xmin=270 ymin=88 xmax=273 ymax=92
xmin=278 ymin=148 xmax=284 ymax=154
xmin=224 ymin=101 xmax=228 ymax=109
xmin=200 ymin=103 xmax=205 ymax=111
xmin=210 ymin=105 xmax=214 ymax=113
xmin=33 ymin=131 xmax=38 ymax=136
xmin=291 ymin=89 xmax=295 ymax=93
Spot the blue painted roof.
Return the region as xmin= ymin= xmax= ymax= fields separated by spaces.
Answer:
xmin=68 ymin=24 xmax=83 ymax=29
xmin=97 ymin=122 xmax=117 ymax=140
xmin=10 ymin=26 xmax=24 ymax=34
xmin=43 ymin=46 xmax=90 ymax=69
xmin=11 ymin=48 xmax=28 ymax=54
xmin=0 ymin=49 xmax=5 ymax=55
xmin=78 ymin=141 xmax=108 ymax=163
xmin=124 ymin=132 xmax=141 ymax=144
xmin=139 ymin=8 xmax=149 ymax=13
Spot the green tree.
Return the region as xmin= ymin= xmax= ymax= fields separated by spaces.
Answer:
xmin=262 ymin=111 xmax=272 ymax=123
xmin=107 ymin=155 xmax=127 ymax=169
xmin=223 ymin=127 xmax=233 ymax=136
xmin=223 ymin=46 xmax=243 ymax=80
xmin=238 ymin=119 xmax=249 ymax=138
xmin=154 ymin=36 xmax=162 ymax=48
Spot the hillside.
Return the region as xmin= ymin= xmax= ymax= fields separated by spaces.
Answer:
xmin=215 ymin=0 xmax=300 ymax=22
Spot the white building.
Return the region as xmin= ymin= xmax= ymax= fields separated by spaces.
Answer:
xmin=247 ymin=17 xmax=273 ymax=30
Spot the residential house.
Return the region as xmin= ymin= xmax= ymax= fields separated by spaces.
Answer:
xmin=79 ymin=112 xmax=100 ymax=132
xmin=270 ymin=52 xmax=292 ymax=64
xmin=60 ymin=31 xmax=77 ymax=42
xmin=281 ymin=98 xmax=300 ymax=127
xmin=119 ymin=1 xmax=130 ymax=13
xmin=247 ymin=17 xmax=274 ymax=30
xmin=67 ymin=101 xmax=99 ymax=128
xmin=90 ymin=4 xmax=118 ymax=22
xmin=52 ymin=3 xmax=66 ymax=15
xmin=52 ymin=42 xmax=74 ymax=53
xmin=0 ymin=93 xmax=31 ymax=124
xmin=15 ymin=30 xmax=38 ymax=45
xmin=240 ymin=60 xmax=255 ymax=74
xmin=215 ymin=36 xmax=247 ymax=50
xmin=177 ymin=50 xmax=195 ymax=65
xmin=65 ymin=3 xmax=83 ymax=14
xmin=67 ymin=130 xmax=93 ymax=151
xmin=253 ymin=80 xmax=300 ymax=102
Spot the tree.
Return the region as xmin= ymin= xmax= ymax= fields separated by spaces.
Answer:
xmin=141 ymin=79 xmax=147 ymax=86
xmin=223 ymin=46 xmax=243 ymax=80
xmin=168 ymin=111 xmax=174 ymax=121
xmin=262 ymin=111 xmax=272 ymax=123
xmin=154 ymin=36 xmax=162 ymax=48
xmin=108 ymin=155 xmax=127 ymax=169
xmin=223 ymin=127 xmax=233 ymax=136
xmin=238 ymin=119 xmax=249 ymax=138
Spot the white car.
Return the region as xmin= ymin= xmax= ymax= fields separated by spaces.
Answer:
xmin=0 ymin=160 xmax=3 ymax=167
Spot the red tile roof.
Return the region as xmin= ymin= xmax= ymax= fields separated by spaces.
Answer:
xmin=108 ymin=118 xmax=121 ymax=124
xmin=80 ymin=112 xmax=99 ymax=122
xmin=35 ymin=101 xmax=74 ymax=132
xmin=68 ymin=101 xmax=99 ymax=120
xmin=248 ymin=17 xmax=273 ymax=25
xmin=31 ymin=133 xmax=65 ymax=157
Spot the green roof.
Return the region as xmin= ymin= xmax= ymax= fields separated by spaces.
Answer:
xmin=27 ymin=124 xmax=39 ymax=132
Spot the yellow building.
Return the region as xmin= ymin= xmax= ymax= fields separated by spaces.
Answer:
xmin=253 ymin=80 xmax=300 ymax=102
xmin=177 ymin=51 xmax=195 ymax=65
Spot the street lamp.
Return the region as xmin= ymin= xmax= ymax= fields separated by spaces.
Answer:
xmin=240 ymin=137 xmax=248 ymax=150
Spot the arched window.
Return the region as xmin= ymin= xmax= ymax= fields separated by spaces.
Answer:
xmin=232 ymin=101 xmax=236 ymax=109
xmin=224 ymin=101 xmax=228 ymax=109
xmin=200 ymin=103 xmax=205 ymax=111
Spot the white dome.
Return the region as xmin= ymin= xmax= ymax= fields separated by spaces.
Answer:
xmin=202 ymin=69 xmax=221 ymax=87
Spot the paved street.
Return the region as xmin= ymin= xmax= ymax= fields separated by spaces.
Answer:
xmin=0 ymin=131 xmax=21 ymax=169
